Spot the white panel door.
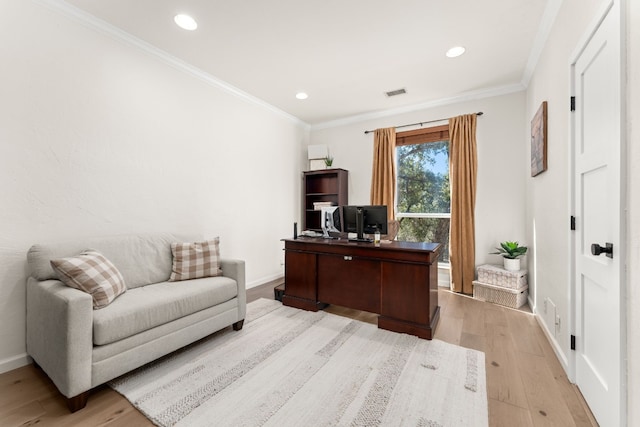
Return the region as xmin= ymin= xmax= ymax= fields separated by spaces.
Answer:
xmin=573 ymin=2 xmax=623 ymax=426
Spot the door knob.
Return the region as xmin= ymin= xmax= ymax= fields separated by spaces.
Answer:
xmin=591 ymin=243 xmax=613 ymax=258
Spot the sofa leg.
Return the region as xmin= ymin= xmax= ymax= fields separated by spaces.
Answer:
xmin=233 ymin=319 xmax=244 ymax=331
xmin=67 ymin=391 xmax=90 ymax=412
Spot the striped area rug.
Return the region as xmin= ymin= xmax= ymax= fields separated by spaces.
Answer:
xmin=109 ymin=298 xmax=487 ymax=427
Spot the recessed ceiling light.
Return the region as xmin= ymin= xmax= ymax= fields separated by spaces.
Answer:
xmin=174 ymin=14 xmax=197 ymax=31
xmin=446 ymin=46 xmax=466 ymax=58
xmin=296 ymin=92 xmax=308 ymax=100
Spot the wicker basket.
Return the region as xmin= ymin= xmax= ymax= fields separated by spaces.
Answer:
xmin=472 ymin=280 xmax=528 ymax=309
xmin=477 ymin=264 xmax=527 ymax=289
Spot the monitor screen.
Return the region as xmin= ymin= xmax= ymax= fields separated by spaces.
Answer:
xmin=342 ymin=205 xmax=388 ymax=238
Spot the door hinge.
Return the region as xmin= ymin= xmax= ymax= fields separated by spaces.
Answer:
xmin=571 ymin=335 xmax=576 ymax=350
xmin=570 ymin=96 xmax=576 ymax=111
xmin=570 ymin=215 xmax=576 ymax=231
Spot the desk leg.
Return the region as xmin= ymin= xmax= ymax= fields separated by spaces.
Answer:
xmin=378 ymin=306 xmax=440 ymax=340
xmin=282 ymin=295 xmax=327 ymax=311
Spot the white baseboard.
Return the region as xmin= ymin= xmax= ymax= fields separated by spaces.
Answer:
xmin=246 ymin=273 xmax=284 ymax=289
xmin=437 ymin=265 xmax=451 ymax=288
xmin=0 ymin=353 xmax=31 ymax=375
xmin=534 ymin=311 xmax=570 ymax=374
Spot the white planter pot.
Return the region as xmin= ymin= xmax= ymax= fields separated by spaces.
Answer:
xmin=503 ymin=258 xmax=521 ymax=271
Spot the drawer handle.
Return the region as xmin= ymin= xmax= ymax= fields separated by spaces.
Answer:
xmin=344 ymin=256 xmax=352 ymax=261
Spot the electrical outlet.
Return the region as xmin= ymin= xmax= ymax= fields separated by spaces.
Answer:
xmin=543 ymin=298 xmax=557 ymax=338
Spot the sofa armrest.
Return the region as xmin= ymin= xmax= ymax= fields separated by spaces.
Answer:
xmin=26 ymin=277 xmax=93 ymax=398
xmin=220 ymin=258 xmax=246 ymax=321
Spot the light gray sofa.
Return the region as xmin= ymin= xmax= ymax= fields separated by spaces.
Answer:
xmin=26 ymin=233 xmax=246 ymax=412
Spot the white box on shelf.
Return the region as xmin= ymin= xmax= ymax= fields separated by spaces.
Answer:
xmin=472 ymin=280 xmax=528 ymax=309
xmin=309 ymin=159 xmax=327 ymax=170
xmin=313 ymin=201 xmax=334 ymax=210
xmin=477 ymin=264 xmax=527 ymax=289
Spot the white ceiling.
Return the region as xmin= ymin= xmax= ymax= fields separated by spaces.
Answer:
xmin=62 ymin=0 xmax=550 ymax=125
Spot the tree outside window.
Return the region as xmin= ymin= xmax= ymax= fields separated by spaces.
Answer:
xmin=396 ymin=139 xmax=450 ymax=263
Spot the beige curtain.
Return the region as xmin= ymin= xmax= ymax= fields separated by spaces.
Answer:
xmin=449 ymin=114 xmax=477 ymax=294
xmin=370 ymin=127 xmax=396 ymax=221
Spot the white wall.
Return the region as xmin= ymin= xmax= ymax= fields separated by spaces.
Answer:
xmin=0 ymin=1 xmax=308 ymax=372
xmin=309 ymin=91 xmax=527 ymax=271
xmin=526 ymin=0 xmax=638 ymax=419
xmin=524 ymin=0 xmax=605 ymax=368
xmin=626 ymin=0 xmax=639 ymax=423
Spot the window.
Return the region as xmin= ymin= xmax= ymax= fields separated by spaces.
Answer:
xmin=396 ymin=125 xmax=450 ymax=263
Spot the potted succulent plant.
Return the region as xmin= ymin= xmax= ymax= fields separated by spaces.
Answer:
xmin=491 ymin=241 xmax=528 ymax=271
xmin=324 ymin=155 xmax=334 ymax=168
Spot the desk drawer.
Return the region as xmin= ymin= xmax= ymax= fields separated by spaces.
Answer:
xmin=284 ymin=250 xmax=317 ymax=301
xmin=380 ymin=261 xmax=433 ymax=325
xmin=317 ymin=254 xmax=380 ymax=313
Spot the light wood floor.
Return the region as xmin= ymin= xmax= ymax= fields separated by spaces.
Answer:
xmin=0 ymin=281 xmax=597 ymax=426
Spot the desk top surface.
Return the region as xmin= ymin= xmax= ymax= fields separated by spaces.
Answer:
xmin=283 ymin=237 xmax=441 ymax=254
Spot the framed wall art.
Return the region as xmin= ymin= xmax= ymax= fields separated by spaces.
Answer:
xmin=531 ymin=101 xmax=548 ymax=177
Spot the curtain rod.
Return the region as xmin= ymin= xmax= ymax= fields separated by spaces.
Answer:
xmin=363 ymin=111 xmax=483 ymax=135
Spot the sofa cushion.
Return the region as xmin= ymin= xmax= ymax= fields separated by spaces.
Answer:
xmin=92 ymin=276 xmax=238 ymax=345
xmin=28 ymin=233 xmax=198 ymax=289
xmin=169 ymin=238 xmax=222 ymax=281
xmin=50 ymin=250 xmax=127 ymax=309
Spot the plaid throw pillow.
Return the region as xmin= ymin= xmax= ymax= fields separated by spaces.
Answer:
xmin=169 ymin=238 xmax=222 ymax=281
xmin=50 ymin=250 xmax=127 ymax=309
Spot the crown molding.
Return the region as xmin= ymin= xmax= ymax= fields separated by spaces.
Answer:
xmin=34 ymin=0 xmax=309 ymax=129
xmin=521 ymin=0 xmax=565 ymax=87
xmin=34 ymin=0 xmax=548 ymax=133
xmin=310 ymin=83 xmax=526 ymax=131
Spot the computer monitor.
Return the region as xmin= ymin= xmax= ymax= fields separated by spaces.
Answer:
xmin=341 ymin=205 xmax=388 ymax=242
xmin=320 ymin=206 xmax=342 ymax=238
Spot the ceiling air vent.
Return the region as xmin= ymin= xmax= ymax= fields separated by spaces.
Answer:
xmin=385 ymin=88 xmax=406 ymax=97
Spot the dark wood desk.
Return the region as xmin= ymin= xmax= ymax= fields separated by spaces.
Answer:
xmin=282 ymin=237 xmax=441 ymax=339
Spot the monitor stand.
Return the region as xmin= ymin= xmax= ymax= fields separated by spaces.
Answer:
xmin=349 ymin=207 xmax=371 ymax=242
xmin=322 ymin=229 xmax=338 ymax=239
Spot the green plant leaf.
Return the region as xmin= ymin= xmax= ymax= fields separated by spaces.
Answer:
xmin=491 ymin=241 xmax=527 ymax=258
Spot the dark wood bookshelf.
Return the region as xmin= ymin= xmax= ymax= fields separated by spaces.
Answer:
xmin=303 ymin=168 xmax=348 ymax=231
